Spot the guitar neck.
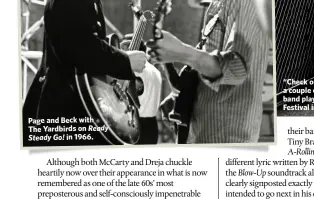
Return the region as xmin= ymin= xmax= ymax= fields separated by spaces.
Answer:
xmin=152 ymin=0 xmax=180 ymax=92
xmin=164 ymin=63 xmax=180 ymax=93
xmin=153 ymin=16 xmax=180 ymax=92
xmin=129 ymin=16 xmax=147 ymax=51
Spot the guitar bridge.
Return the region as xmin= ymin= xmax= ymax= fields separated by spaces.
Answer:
xmin=111 ymin=80 xmax=136 ymax=128
xmin=111 ymin=80 xmax=128 ymax=101
xmin=126 ymin=105 xmax=136 ymax=128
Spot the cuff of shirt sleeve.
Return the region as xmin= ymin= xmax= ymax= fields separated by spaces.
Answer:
xmin=200 ymin=50 xmax=248 ymax=92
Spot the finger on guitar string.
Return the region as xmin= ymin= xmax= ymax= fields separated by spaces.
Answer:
xmin=147 ymin=55 xmax=160 ymax=65
xmin=154 ymin=28 xmax=164 ymax=39
xmin=147 ymin=48 xmax=163 ymax=63
xmin=147 ymin=48 xmax=160 ymax=57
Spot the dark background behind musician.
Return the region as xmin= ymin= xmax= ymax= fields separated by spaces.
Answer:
xmin=276 ymin=0 xmax=314 ymax=116
xmin=22 ymin=0 xmax=146 ymax=146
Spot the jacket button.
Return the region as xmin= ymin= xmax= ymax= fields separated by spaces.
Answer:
xmin=39 ymin=76 xmax=46 ymax=83
xmin=97 ymin=21 xmax=102 ymax=28
xmin=94 ymin=3 xmax=99 ymax=15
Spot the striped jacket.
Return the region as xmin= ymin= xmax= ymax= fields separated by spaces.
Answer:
xmin=187 ymin=0 xmax=270 ymax=143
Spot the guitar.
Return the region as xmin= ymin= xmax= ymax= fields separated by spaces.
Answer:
xmin=74 ymin=3 xmax=149 ymax=145
xmin=153 ymin=0 xmax=199 ymax=143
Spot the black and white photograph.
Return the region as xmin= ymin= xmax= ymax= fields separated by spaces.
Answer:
xmin=21 ymin=0 xmax=275 ymax=148
xmin=276 ymin=0 xmax=314 ymax=117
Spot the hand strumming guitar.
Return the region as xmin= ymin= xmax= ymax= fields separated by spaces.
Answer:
xmin=146 ymin=30 xmax=222 ymax=79
xmin=120 ymin=39 xmax=146 ymax=95
xmin=126 ymin=50 xmax=146 ymax=73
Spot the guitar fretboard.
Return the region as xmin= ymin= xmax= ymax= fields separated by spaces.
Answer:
xmin=129 ymin=16 xmax=147 ymax=51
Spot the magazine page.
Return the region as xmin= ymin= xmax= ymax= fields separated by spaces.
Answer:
xmin=1 ymin=0 xmax=313 ymax=198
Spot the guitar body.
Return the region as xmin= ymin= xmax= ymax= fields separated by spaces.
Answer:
xmin=75 ymin=34 xmax=141 ymax=145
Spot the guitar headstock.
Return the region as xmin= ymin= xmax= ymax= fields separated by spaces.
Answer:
xmin=129 ymin=1 xmax=144 ymax=20
xmin=153 ymin=0 xmax=173 ymax=40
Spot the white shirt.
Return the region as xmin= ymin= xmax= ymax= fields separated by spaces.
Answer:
xmin=135 ymin=62 xmax=162 ymax=118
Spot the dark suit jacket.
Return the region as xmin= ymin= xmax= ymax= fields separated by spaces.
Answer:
xmin=23 ymin=0 xmax=135 ymax=146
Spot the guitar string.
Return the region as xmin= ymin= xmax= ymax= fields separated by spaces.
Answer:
xmin=130 ymin=23 xmax=145 ymax=50
xmin=122 ymin=16 xmax=147 ymax=89
xmin=135 ymin=21 xmax=146 ymax=50
xmin=134 ymin=22 xmax=145 ymax=50
xmin=129 ymin=16 xmax=143 ymax=50
xmin=129 ymin=17 xmax=147 ymax=51
xmin=131 ymin=17 xmax=145 ymax=50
